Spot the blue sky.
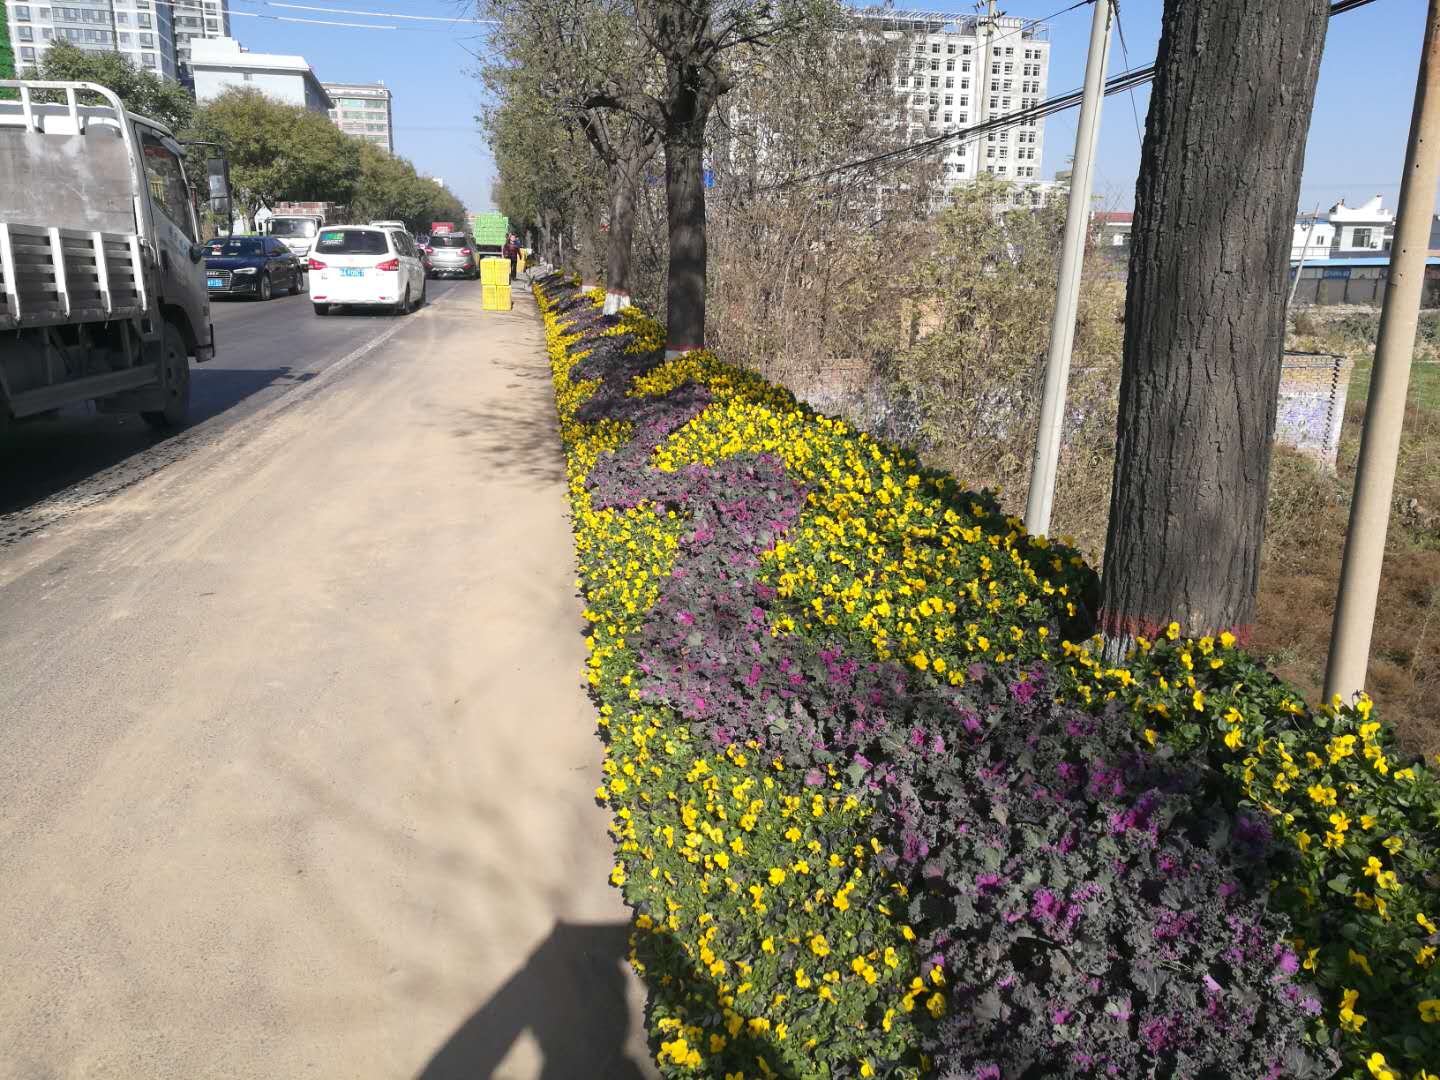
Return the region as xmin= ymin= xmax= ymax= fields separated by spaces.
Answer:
xmin=228 ymin=0 xmax=1427 ymax=217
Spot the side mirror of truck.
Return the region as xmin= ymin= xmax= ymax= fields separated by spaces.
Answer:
xmin=188 ymin=242 xmax=207 ymax=263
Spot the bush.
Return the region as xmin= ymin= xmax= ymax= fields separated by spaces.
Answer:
xmin=534 ymin=274 xmax=1439 ymax=1080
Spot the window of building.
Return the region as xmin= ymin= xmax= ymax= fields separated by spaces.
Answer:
xmin=18 ymin=25 xmax=34 ymax=41
xmin=141 ymin=52 xmax=156 ymax=67
xmin=944 ymin=76 xmax=953 ymax=88
xmin=944 ymin=94 xmax=952 ymax=105
xmin=957 ymin=112 xmax=967 ymax=123
xmin=1004 ymin=46 xmax=1014 ymax=55
xmin=20 ymin=46 xmax=36 ymax=61
xmin=946 ymin=43 xmax=955 ymax=53
xmin=929 ymin=76 xmax=938 ymax=88
xmin=931 ymin=42 xmax=940 ymax=53
xmin=14 ymin=5 xmax=32 ymax=19
xmin=943 ymin=112 xmax=952 ymax=123
xmin=140 ymin=32 xmax=153 ymax=46
xmin=1353 ymin=228 xmax=1373 ymax=248
xmin=945 ymin=58 xmax=954 ymax=71
xmin=929 ymin=59 xmax=938 ymax=71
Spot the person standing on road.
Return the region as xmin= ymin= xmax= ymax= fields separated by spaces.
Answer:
xmin=503 ymin=233 xmax=519 ymax=282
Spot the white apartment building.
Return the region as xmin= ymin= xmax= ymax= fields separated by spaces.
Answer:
xmin=169 ymin=0 xmax=231 ymax=82
xmin=191 ymin=36 xmax=331 ymax=112
xmin=325 ymin=82 xmax=393 ymax=153
xmin=4 ymin=0 xmax=178 ymax=80
xmin=856 ymin=8 xmax=1051 ymax=199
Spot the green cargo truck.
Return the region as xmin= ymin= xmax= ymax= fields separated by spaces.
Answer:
xmin=470 ymin=212 xmax=508 ymax=256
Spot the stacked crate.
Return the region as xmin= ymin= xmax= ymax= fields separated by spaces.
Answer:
xmin=481 ymin=257 xmax=512 ymax=311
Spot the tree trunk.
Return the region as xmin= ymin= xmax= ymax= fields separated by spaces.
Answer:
xmin=1099 ymin=0 xmax=1329 ymax=645
xmin=604 ymin=151 xmax=650 ymax=316
xmin=663 ymin=135 xmax=707 ymax=355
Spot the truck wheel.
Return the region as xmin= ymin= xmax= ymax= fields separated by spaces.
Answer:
xmin=258 ymin=274 xmax=273 ymax=302
xmin=141 ymin=322 xmax=191 ymax=430
xmin=313 ymin=303 xmax=330 ymax=316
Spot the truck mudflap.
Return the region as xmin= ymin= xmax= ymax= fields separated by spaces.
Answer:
xmin=195 ymin=322 xmax=215 ymax=363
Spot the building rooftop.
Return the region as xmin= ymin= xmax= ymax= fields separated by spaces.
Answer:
xmin=190 ymin=38 xmax=331 ymax=108
xmin=850 ymin=7 xmax=1048 ymax=38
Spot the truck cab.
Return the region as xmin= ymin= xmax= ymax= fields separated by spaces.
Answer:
xmin=265 ymin=215 xmax=325 ymax=262
xmin=0 ymin=80 xmax=214 ymax=429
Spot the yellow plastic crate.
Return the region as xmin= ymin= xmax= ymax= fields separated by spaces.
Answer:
xmin=481 ymin=257 xmax=510 ymax=286
xmin=483 ymin=283 xmax=512 ymax=311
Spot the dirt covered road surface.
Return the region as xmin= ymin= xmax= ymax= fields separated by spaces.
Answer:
xmin=0 ymin=284 xmax=655 ymax=1079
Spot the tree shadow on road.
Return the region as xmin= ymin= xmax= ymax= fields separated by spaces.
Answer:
xmin=416 ymin=919 xmax=651 ymax=1080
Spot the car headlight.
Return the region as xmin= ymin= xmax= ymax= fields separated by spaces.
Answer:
xmin=233 ymin=267 xmax=258 ymax=275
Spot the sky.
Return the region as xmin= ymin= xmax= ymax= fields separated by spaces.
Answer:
xmin=225 ymin=0 xmax=1428 ymax=218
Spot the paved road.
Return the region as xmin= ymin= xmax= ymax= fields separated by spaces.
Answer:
xmin=0 ymin=283 xmax=653 ymax=1079
xmin=0 ymin=278 xmax=464 ymax=530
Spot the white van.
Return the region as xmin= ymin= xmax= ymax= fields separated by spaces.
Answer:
xmin=308 ymin=226 xmax=426 ymax=316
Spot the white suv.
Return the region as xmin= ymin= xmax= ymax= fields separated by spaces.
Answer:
xmin=308 ymin=226 xmax=426 ymax=316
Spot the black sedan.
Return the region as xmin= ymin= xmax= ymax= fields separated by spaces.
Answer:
xmin=203 ymin=236 xmax=304 ymax=301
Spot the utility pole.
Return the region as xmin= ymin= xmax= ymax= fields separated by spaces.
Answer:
xmin=978 ymin=0 xmax=997 ymax=136
xmin=1324 ymin=0 xmax=1440 ymax=704
xmin=1288 ymin=202 xmax=1323 ymax=306
xmin=1023 ymin=0 xmax=1114 ymax=537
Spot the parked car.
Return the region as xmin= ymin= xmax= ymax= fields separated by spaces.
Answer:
xmin=203 ymin=236 xmax=303 ymax=301
xmin=424 ymin=233 xmax=479 ymax=279
xmin=308 ymin=226 xmax=426 ymax=316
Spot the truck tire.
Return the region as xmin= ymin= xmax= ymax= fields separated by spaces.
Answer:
xmin=141 ymin=322 xmax=191 ymax=430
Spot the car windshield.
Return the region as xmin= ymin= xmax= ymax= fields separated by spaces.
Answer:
xmin=269 ymin=219 xmax=318 ymax=238
xmin=314 ymin=229 xmax=389 ymax=255
xmin=431 ymin=235 xmax=470 ymax=248
xmin=206 ymin=238 xmax=263 ymax=256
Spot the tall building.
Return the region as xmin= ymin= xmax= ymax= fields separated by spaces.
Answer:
xmin=170 ymin=0 xmax=232 ymax=84
xmin=856 ymin=8 xmax=1051 ymax=201
xmin=325 ymin=82 xmax=394 ymax=153
xmin=191 ymin=36 xmax=331 ymax=112
xmin=3 ymin=0 xmax=178 ymax=80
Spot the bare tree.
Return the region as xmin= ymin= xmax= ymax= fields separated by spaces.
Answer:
xmin=1099 ymin=0 xmax=1329 ymax=645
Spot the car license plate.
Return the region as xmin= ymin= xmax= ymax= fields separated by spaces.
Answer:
xmin=207 ymin=277 xmax=222 ymax=287
xmin=340 ymin=268 xmax=365 ymax=278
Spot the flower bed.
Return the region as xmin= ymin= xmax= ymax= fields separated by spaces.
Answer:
xmin=534 ymin=274 xmax=1440 ymax=1080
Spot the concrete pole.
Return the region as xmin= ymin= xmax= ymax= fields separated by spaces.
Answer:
xmin=1324 ymin=0 xmax=1440 ymax=704
xmin=1288 ymin=202 xmax=1322 ymax=307
xmin=1023 ymin=0 xmax=1114 ymax=537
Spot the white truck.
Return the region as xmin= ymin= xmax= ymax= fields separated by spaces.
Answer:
xmin=264 ymin=212 xmax=327 ymax=262
xmin=0 ymin=80 xmax=214 ymax=430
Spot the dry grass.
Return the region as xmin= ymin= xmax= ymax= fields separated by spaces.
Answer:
xmin=1253 ymin=315 xmax=1440 ymax=756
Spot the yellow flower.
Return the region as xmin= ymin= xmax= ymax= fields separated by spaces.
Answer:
xmin=1224 ymin=728 xmax=1244 ymax=751
xmin=1348 ymin=949 xmax=1373 ymax=977
xmin=1220 ymin=630 xmax=1237 ymax=648
xmin=809 ymin=934 xmax=830 ymax=957
xmin=860 ymin=1063 xmax=875 ymax=1078
xmin=768 ymin=868 xmax=786 ymax=886
xmin=1143 ymin=728 xmax=1157 ymax=747
xmin=1166 ymin=622 xmax=1181 ymax=640
xmin=1192 ymin=690 xmax=1206 ymax=712
xmin=926 ymin=992 xmax=946 ymax=1018
xmin=1362 ymin=856 xmax=1384 ymax=879
xmin=1306 ymin=784 xmax=1337 ymax=807
xmin=1366 ymin=1052 xmax=1397 ymax=1080
xmin=1420 ymin=912 xmax=1438 ymax=936
xmin=1417 ymin=945 xmax=1436 ymax=966
xmin=1339 ymin=987 xmax=1367 ymax=1033
xmin=1420 ymin=999 xmax=1440 ymax=1023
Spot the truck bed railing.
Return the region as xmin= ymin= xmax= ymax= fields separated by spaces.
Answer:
xmin=0 ymin=223 xmax=147 ymax=332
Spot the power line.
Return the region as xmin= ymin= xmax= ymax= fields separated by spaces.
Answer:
xmin=1110 ymin=0 xmax=1144 ymax=149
